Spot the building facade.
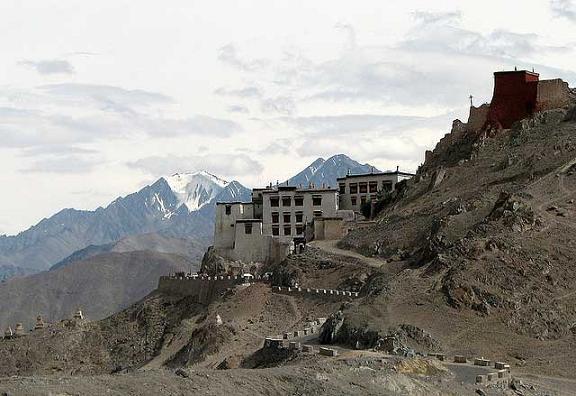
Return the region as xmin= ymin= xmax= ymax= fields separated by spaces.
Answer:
xmin=337 ymin=170 xmax=414 ymax=213
xmin=213 ymin=185 xmax=339 ymax=264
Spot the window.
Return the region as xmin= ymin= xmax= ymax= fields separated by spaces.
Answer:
xmin=225 ymin=205 xmax=231 ymax=215
xmin=282 ymin=196 xmax=291 ymax=207
xmin=312 ymin=195 xmax=322 ymax=206
xmin=359 ymin=182 xmax=368 ymax=193
xmin=244 ymin=223 xmax=252 ymax=234
xmin=283 ymin=226 xmax=291 ymax=235
xmin=369 ymin=181 xmax=378 ymax=193
xmin=270 ymin=196 xmax=279 ymax=207
xmin=296 ymin=225 xmax=304 ymax=235
xmin=313 ymin=210 xmax=323 ymax=217
xmin=272 ymin=212 xmax=279 ymax=223
xmin=283 ymin=212 xmax=291 ymax=223
xmin=272 ymin=225 xmax=279 ymax=236
xmin=360 ymin=196 xmax=367 ymax=205
xmin=294 ymin=196 xmax=304 ymax=206
xmin=295 ymin=211 xmax=303 ymax=223
xmin=351 ymin=196 xmax=357 ymax=206
xmin=339 ymin=183 xmax=345 ymax=194
xmin=349 ymin=183 xmax=358 ymax=194
xmin=382 ymin=181 xmax=393 ymax=192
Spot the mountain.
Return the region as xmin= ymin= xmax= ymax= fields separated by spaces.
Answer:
xmin=286 ymin=154 xmax=379 ymax=188
xmin=0 ymin=171 xmax=251 ymax=272
xmin=50 ymin=233 xmax=206 ymax=271
xmin=0 ymin=250 xmax=195 ymax=330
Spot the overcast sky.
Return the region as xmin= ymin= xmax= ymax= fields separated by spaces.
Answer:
xmin=1 ymin=0 xmax=576 ymax=234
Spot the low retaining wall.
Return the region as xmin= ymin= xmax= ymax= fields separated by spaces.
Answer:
xmin=272 ymin=286 xmax=359 ymax=299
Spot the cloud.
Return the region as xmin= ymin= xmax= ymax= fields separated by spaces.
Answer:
xmin=551 ymin=0 xmax=576 ymax=21
xmin=227 ymin=105 xmax=250 ymax=114
xmin=281 ymin=113 xmax=449 ymax=136
xmin=22 ymin=155 xmax=99 ymax=174
xmin=129 ymin=153 xmax=263 ymax=178
xmin=20 ymin=59 xmax=75 ymax=75
xmin=217 ymin=44 xmax=265 ymax=72
xmin=261 ymin=96 xmax=296 ymax=115
xmin=411 ymin=11 xmax=461 ymax=26
xmin=214 ymin=86 xmax=262 ymax=98
xmin=39 ymin=83 xmax=173 ymax=112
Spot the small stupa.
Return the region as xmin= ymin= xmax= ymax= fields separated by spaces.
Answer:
xmin=14 ymin=323 xmax=25 ymax=337
xmin=34 ymin=315 xmax=46 ymax=330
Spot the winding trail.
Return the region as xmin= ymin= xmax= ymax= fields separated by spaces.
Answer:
xmin=308 ymin=240 xmax=386 ymax=268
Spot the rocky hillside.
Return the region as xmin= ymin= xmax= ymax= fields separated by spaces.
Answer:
xmin=334 ymin=107 xmax=576 ymax=377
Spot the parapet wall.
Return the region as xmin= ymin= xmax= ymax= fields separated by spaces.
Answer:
xmin=272 ymin=286 xmax=359 ymax=299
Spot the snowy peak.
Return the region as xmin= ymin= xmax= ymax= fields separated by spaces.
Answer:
xmin=164 ymin=171 xmax=229 ymax=212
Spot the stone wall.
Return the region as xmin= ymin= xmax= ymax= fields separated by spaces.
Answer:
xmin=272 ymin=285 xmax=359 ymax=300
xmin=536 ymin=79 xmax=571 ymax=112
xmin=466 ymin=103 xmax=490 ymax=133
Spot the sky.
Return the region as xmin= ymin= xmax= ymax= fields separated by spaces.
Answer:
xmin=1 ymin=0 xmax=576 ymax=235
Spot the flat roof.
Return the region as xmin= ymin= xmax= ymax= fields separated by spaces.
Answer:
xmin=337 ymin=171 xmax=415 ymax=181
xmin=216 ymin=201 xmax=252 ymax=205
xmin=494 ymin=70 xmax=539 ymax=77
xmin=262 ymin=188 xmax=338 ymax=194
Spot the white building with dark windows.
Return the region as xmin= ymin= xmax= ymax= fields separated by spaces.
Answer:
xmin=213 ymin=185 xmax=339 ymax=264
xmin=337 ymin=169 xmax=414 ymax=213
xmin=212 ymin=169 xmax=414 ymax=264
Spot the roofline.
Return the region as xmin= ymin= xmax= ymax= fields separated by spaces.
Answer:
xmin=261 ymin=188 xmax=338 ymax=194
xmin=216 ymin=201 xmax=252 ymax=205
xmin=236 ymin=219 xmax=262 ymax=223
xmin=336 ymin=171 xmax=415 ymax=181
xmin=494 ymin=70 xmax=539 ymax=77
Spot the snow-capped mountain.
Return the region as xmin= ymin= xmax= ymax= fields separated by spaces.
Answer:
xmin=0 ymin=172 xmax=251 ymax=272
xmin=286 ymin=154 xmax=379 ymax=187
xmin=165 ymin=171 xmax=229 ymax=212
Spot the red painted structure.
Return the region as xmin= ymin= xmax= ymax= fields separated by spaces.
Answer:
xmin=487 ymin=70 xmax=540 ymax=129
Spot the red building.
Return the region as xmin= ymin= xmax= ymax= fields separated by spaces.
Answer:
xmin=487 ymin=70 xmax=540 ymax=129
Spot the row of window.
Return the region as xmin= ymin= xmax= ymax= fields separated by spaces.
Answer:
xmin=339 ymin=181 xmax=393 ymax=194
xmin=272 ymin=211 xmax=303 ymax=224
xmin=269 ymin=195 xmax=322 ymax=207
xmin=347 ymin=195 xmax=378 ymax=206
xmin=272 ymin=225 xmax=305 ymax=236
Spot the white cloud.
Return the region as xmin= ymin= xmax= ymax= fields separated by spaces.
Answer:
xmin=19 ymin=59 xmax=75 ymax=75
xmin=551 ymin=0 xmax=576 ymax=21
xmin=129 ymin=154 xmax=263 ymax=179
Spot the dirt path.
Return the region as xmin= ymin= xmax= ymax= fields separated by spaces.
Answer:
xmin=309 ymin=240 xmax=386 ymax=268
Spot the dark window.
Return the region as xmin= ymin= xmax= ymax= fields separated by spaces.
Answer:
xmin=272 ymin=226 xmax=279 ymax=236
xmin=295 ymin=212 xmax=303 ymax=223
xmin=369 ymin=181 xmax=378 ymax=193
xmin=282 ymin=196 xmax=291 ymax=206
xmin=339 ymin=183 xmax=345 ymax=194
xmin=294 ymin=196 xmax=304 ymax=206
xmin=382 ymin=181 xmax=393 ymax=192
xmin=312 ymin=195 xmax=322 ymax=206
xmin=359 ymin=182 xmax=368 ymax=193
xmin=270 ymin=197 xmax=279 ymax=207
xmin=283 ymin=226 xmax=291 ymax=235
xmin=349 ymin=183 xmax=358 ymax=194
xmin=225 ymin=205 xmax=231 ymax=215
xmin=296 ymin=226 xmax=304 ymax=235
xmin=272 ymin=212 xmax=279 ymax=223
xmin=313 ymin=210 xmax=322 ymax=217
xmin=244 ymin=223 xmax=252 ymax=234
xmin=360 ymin=196 xmax=367 ymax=205
xmin=351 ymin=196 xmax=357 ymax=206
xmin=283 ymin=213 xmax=291 ymax=223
